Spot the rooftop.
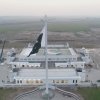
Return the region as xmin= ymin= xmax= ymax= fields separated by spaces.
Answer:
xmin=15 ymin=68 xmax=80 ymax=79
xmin=19 ymin=47 xmax=77 ymax=57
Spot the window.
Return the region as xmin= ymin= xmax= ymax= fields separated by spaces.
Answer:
xmin=53 ymin=80 xmax=55 ymax=83
xmin=40 ymin=80 xmax=43 ymax=83
xmin=14 ymin=79 xmax=16 ymax=83
xmin=73 ymin=80 xmax=74 ymax=83
xmin=36 ymin=80 xmax=39 ymax=83
xmin=30 ymin=80 xmax=33 ymax=84
xmin=81 ymin=64 xmax=83 ymax=66
xmin=22 ymin=65 xmax=24 ymax=67
xmin=76 ymin=80 xmax=77 ymax=83
xmin=71 ymin=65 xmax=73 ymax=67
xmin=20 ymin=80 xmax=22 ymax=83
xmin=17 ymin=80 xmax=19 ymax=83
xmin=56 ymin=80 xmax=59 ymax=83
xmin=61 ymin=80 xmax=64 ymax=83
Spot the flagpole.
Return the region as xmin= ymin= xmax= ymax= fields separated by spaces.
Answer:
xmin=44 ymin=15 xmax=49 ymax=94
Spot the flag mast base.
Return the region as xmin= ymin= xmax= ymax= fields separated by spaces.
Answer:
xmin=42 ymin=89 xmax=55 ymax=100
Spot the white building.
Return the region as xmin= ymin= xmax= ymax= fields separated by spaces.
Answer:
xmin=8 ymin=45 xmax=85 ymax=69
xmin=7 ymin=44 xmax=87 ymax=86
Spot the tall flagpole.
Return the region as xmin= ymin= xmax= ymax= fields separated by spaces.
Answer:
xmin=44 ymin=15 xmax=49 ymax=94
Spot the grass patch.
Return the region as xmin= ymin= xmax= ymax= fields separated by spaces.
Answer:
xmin=0 ymin=88 xmax=17 ymax=100
xmin=77 ymin=87 xmax=100 ymax=100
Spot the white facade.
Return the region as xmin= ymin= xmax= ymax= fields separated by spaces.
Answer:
xmin=13 ymin=69 xmax=81 ymax=85
xmin=55 ymin=61 xmax=85 ymax=69
xmin=9 ymin=62 xmax=40 ymax=68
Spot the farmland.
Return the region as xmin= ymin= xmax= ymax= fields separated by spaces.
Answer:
xmin=0 ymin=17 xmax=100 ymax=48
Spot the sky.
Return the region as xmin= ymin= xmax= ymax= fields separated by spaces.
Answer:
xmin=0 ymin=0 xmax=100 ymax=17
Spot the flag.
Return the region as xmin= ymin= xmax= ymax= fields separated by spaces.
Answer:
xmin=28 ymin=25 xmax=46 ymax=57
xmin=28 ymin=33 xmax=43 ymax=57
xmin=41 ymin=26 xmax=46 ymax=47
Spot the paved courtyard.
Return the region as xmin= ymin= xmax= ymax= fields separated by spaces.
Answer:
xmin=17 ymin=90 xmax=77 ymax=100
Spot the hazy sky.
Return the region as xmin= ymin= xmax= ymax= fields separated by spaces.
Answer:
xmin=0 ymin=0 xmax=100 ymax=17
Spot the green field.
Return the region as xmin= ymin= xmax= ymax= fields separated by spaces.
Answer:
xmin=77 ymin=87 xmax=100 ymax=100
